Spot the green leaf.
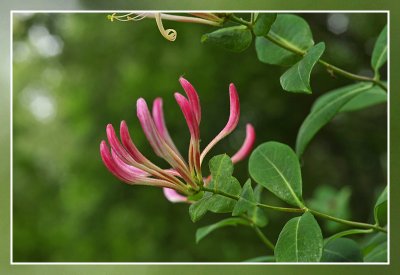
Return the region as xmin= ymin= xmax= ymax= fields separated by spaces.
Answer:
xmin=321 ymin=238 xmax=363 ymax=262
xmin=189 ymin=192 xmax=213 ymax=222
xmin=296 ymin=82 xmax=373 ymax=157
xmin=243 ymin=255 xmax=275 ymax=262
xmin=253 ymin=13 xmax=277 ymax=36
xmin=249 ymin=142 xmax=304 ymax=207
xmin=201 ymin=26 xmax=252 ymax=53
xmin=374 ymin=187 xmax=387 ymax=226
xmin=361 ymin=232 xmax=387 ymax=255
xmin=255 ymin=14 xmax=314 ymax=66
xmin=280 ymin=42 xmax=325 ymax=94
xmin=207 ymin=177 xmax=241 ymax=213
xmin=195 ymin=217 xmax=249 ymax=243
xmin=364 ymin=241 xmax=387 ymax=262
xmin=307 ymin=185 xmax=351 ymax=233
xmin=340 ymin=86 xmax=387 ymax=112
xmin=189 ymin=155 xmax=241 ymax=222
xmin=209 ymin=154 xmax=234 ymax=191
xmin=232 ymin=179 xmax=256 ymax=216
xmin=312 ymin=85 xmax=387 ymax=114
xmin=371 ymin=25 xmax=387 ymax=75
xmin=275 ymin=212 xmax=323 ymax=262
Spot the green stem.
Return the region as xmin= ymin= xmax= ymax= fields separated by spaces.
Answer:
xmin=240 ymin=215 xmax=275 ymax=250
xmin=200 ymin=186 xmax=387 ymax=233
xmin=228 ymin=14 xmax=387 ymax=91
xmin=253 ymin=225 xmax=275 ymax=250
xmin=308 ymin=209 xmax=387 ymax=233
xmin=324 ymin=228 xmax=374 ymax=245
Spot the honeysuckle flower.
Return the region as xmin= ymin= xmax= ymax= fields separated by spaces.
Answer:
xmin=107 ymin=13 xmax=226 ymax=41
xmin=100 ymin=77 xmax=255 ymax=203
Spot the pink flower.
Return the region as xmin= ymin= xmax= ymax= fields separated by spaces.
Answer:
xmin=100 ymin=77 xmax=255 ymax=203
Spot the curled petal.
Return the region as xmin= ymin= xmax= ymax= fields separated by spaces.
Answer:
xmin=174 ymin=93 xmax=199 ymax=139
xmin=137 ymin=98 xmax=165 ymax=157
xmin=231 ymin=124 xmax=256 ymax=164
xmin=179 ymin=77 xmax=201 ymax=124
xmin=200 ymin=83 xmax=240 ymax=164
xmin=152 ymin=98 xmax=182 ymax=156
xmin=163 ymin=188 xmax=188 ymax=203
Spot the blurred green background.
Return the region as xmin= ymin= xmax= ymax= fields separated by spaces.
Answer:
xmin=12 ymin=12 xmax=386 ymax=262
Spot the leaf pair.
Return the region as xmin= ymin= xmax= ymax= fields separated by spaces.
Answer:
xmin=189 ymin=154 xmax=241 ymax=222
xmin=256 ymin=14 xmax=324 ymax=94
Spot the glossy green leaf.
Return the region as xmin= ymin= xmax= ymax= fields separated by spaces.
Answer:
xmin=189 ymin=155 xmax=241 ymax=222
xmin=374 ymin=187 xmax=387 ymax=226
xmin=296 ymin=82 xmax=373 ymax=157
xmin=307 ymin=185 xmax=351 ymax=233
xmin=255 ymin=14 xmax=314 ymax=66
xmin=243 ymin=255 xmax=275 ymax=262
xmin=249 ymin=142 xmax=304 ymax=207
xmin=321 ymin=238 xmax=363 ymax=262
xmin=275 ymin=212 xmax=323 ymax=262
xmin=195 ymin=217 xmax=249 ymax=243
xmin=201 ymin=26 xmax=252 ymax=52
xmin=253 ymin=13 xmax=277 ymax=36
xmin=371 ymin=25 xmax=387 ymax=75
xmin=232 ymin=179 xmax=256 ymax=216
xmin=364 ymin=241 xmax=387 ymax=262
xmin=312 ymin=85 xmax=387 ymax=114
xmin=340 ymin=86 xmax=387 ymax=112
xmin=280 ymin=42 xmax=325 ymax=94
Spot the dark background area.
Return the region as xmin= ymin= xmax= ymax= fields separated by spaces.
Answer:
xmin=12 ymin=12 xmax=386 ymax=262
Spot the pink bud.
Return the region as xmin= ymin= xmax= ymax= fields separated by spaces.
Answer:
xmin=136 ymin=98 xmax=165 ymax=157
xmin=152 ymin=98 xmax=182 ymax=157
xmin=200 ymin=83 xmax=240 ymax=164
xmin=119 ymin=121 xmax=148 ymax=163
xmin=179 ymin=77 xmax=201 ymax=125
xmin=231 ymin=124 xmax=256 ymax=164
xmin=174 ymin=92 xmax=199 ymax=139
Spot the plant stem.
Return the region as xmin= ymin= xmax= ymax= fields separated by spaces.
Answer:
xmin=308 ymin=209 xmax=387 ymax=233
xmin=324 ymin=228 xmax=374 ymax=245
xmin=200 ymin=186 xmax=387 ymax=233
xmin=253 ymin=226 xmax=275 ymax=250
xmin=240 ymin=215 xmax=275 ymax=250
xmin=228 ymin=14 xmax=387 ymax=91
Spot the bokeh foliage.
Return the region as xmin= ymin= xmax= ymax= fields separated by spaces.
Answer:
xmin=12 ymin=13 xmax=386 ymax=262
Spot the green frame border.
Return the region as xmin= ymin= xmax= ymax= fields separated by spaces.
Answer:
xmin=1 ymin=1 xmax=398 ymax=274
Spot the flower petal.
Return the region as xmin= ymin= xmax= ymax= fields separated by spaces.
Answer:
xmin=111 ymin=150 xmax=149 ymax=177
xmin=200 ymin=83 xmax=240 ymax=163
xmin=179 ymin=77 xmax=201 ymax=124
xmin=152 ymin=98 xmax=182 ymax=157
xmin=106 ymin=124 xmax=136 ymax=164
xmin=137 ymin=98 xmax=166 ymax=157
xmin=163 ymin=187 xmax=188 ymax=203
xmin=231 ymin=124 xmax=256 ymax=164
xmin=120 ymin=120 xmax=148 ymax=163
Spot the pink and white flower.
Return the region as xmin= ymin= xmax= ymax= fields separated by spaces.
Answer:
xmin=100 ymin=77 xmax=255 ymax=203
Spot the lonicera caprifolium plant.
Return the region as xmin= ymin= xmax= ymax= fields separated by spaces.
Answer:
xmin=101 ymin=13 xmax=387 ymax=262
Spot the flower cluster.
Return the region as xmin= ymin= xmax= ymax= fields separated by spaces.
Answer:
xmin=100 ymin=77 xmax=255 ymax=202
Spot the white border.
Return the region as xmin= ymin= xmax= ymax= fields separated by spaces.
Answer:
xmin=10 ymin=10 xmax=390 ymax=265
